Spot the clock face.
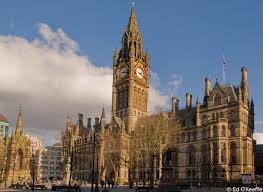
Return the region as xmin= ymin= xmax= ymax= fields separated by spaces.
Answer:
xmin=136 ymin=68 xmax=143 ymax=78
xmin=120 ymin=67 xmax=128 ymax=78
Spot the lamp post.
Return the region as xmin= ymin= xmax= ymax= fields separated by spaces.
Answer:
xmin=196 ymin=155 xmax=200 ymax=187
xmin=229 ymin=160 xmax=233 ymax=186
xmin=68 ymin=146 xmax=74 ymax=192
xmin=91 ymin=131 xmax=96 ymax=192
xmin=3 ymin=136 xmax=8 ymax=188
xmin=31 ymin=148 xmax=36 ymax=191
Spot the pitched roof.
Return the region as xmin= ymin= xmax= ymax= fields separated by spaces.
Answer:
xmin=0 ymin=114 xmax=8 ymax=123
xmin=127 ymin=6 xmax=139 ymax=32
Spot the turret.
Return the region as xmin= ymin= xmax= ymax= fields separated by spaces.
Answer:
xmin=241 ymin=67 xmax=249 ymax=105
xmin=65 ymin=116 xmax=72 ymax=135
xmin=250 ymin=99 xmax=255 ymax=133
xmin=75 ymin=113 xmax=84 ymax=136
xmin=15 ymin=105 xmax=23 ymax=135
xmin=172 ymin=96 xmax=179 ymax=115
xmin=100 ymin=108 xmax=106 ymax=133
xmin=87 ymin=117 xmax=92 ymax=129
xmin=94 ymin=117 xmax=100 ymax=132
xmin=145 ymin=49 xmax=150 ymax=65
xmin=196 ymin=97 xmax=201 ymax=127
xmin=205 ymin=78 xmax=211 ymax=97
xmin=186 ymin=93 xmax=192 ymax=112
xmin=241 ymin=67 xmax=248 ymax=82
xmin=113 ymin=49 xmax=118 ymax=66
xmin=203 ymin=78 xmax=211 ymax=105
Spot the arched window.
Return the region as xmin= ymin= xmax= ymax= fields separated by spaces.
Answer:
xmin=187 ymin=146 xmax=196 ymax=166
xmin=213 ymin=142 xmax=218 ymax=164
xmin=222 ymin=126 xmax=226 ymax=137
xmin=212 ymin=113 xmax=215 ymax=121
xmin=230 ymin=126 xmax=235 ymax=137
xmin=213 ymin=126 xmax=218 ymax=137
xmin=220 ymin=112 xmax=224 ymax=118
xmin=18 ymin=149 xmax=23 ymax=169
xmin=230 ymin=142 xmax=236 ymax=164
xmin=221 ymin=143 xmax=226 ymax=163
xmin=201 ymin=144 xmax=210 ymax=165
xmin=193 ymin=131 xmax=197 ymax=141
xmin=214 ymin=94 xmax=221 ymax=105
xmin=207 ymin=128 xmax=210 ymax=139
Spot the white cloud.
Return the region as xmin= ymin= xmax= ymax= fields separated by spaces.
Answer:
xmin=0 ymin=23 xmax=170 ymax=145
xmin=254 ymin=133 xmax=263 ymax=144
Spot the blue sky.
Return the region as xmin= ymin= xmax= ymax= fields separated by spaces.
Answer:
xmin=0 ymin=0 xmax=262 ymax=143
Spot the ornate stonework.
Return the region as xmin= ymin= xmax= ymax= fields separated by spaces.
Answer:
xmin=4 ymin=110 xmax=32 ymax=185
xmin=62 ymin=5 xmax=255 ymax=186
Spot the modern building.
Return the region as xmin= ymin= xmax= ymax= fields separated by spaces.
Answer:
xmin=26 ymin=135 xmax=44 ymax=181
xmin=0 ymin=114 xmax=9 ymax=138
xmin=40 ymin=143 xmax=63 ymax=181
xmin=62 ymin=4 xmax=255 ymax=186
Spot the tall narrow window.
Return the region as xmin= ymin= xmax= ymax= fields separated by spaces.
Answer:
xmin=230 ymin=142 xmax=236 ymax=164
xmin=222 ymin=126 xmax=226 ymax=137
xmin=214 ymin=93 xmax=221 ymax=105
xmin=187 ymin=146 xmax=196 ymax=166
xmin=213 ymin=126 xmax=218 ymax=137
xmin=18 ymin=149 xmax=23 ymax=169
xmin=231 ymin=126 xmax=235 ymax=137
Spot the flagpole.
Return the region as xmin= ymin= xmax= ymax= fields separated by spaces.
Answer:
xmin=222 ymin=53 xmax=226 ymax=83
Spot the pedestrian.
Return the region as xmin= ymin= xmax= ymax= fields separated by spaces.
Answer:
xmin=100 ymin=179 xmax=105 ymax=188
xmin=107 ymin=179 xmax=110 ymax=188
xmin=95 ymin=183 xmax=100 ymax=192
xmin=111 ymin=180 xmax=115 ymax=188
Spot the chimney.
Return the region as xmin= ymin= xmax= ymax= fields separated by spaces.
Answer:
xmin=172 ymin=96 xmax=179 ymax=114
xmin=186 ymin=93 xmax=192 ymax=111
xmin=87 ymin=117 xmax=92 ymax=129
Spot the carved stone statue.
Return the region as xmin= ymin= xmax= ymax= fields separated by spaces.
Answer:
xmin=164 ymin=148 xmax=172 ymax=167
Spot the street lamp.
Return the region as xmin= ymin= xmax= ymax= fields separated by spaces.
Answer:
xmin=31 ymin=148 xmax=36 ymax=191
xmin=68 ymin=146 xmax=74 ymax=192
xmin=196 ymin=155 xmax=200 ymax=187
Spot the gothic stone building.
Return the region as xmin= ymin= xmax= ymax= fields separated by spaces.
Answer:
xmin=4 ymin=110 xmax=32 ymax=185
xmin=62 ymin=5 xmax=255 ymax=185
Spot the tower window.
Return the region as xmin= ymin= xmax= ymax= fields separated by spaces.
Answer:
xmin=230 ymin=126 xmax=235 ymax=137
xmin=214 ymin=94 xmax=221 ymax=105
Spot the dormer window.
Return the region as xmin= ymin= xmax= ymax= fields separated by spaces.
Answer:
xmin=214 ymin=93 xmax=221 ymax=105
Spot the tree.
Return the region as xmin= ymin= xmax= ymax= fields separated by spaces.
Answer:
xmin=102 ymin=128 xmax=130 ymax=183
xmin=131 ymin=112 xmax=182 ymax=187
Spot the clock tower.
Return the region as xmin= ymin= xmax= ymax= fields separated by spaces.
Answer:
xmin=112 ymin=5 xmax=149 ymax=133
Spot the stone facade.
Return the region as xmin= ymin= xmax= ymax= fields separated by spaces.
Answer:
xmin=4 ymin=109 xmax=32 ymax=185
xmin=61 ymin=5 xmax=255 ymax=186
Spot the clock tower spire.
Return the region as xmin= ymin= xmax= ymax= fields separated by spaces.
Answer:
xmin=112 ymin=5 xmax=149 ymax=133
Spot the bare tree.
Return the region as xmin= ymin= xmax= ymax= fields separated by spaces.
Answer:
xmin=131 ymin=112 xmax=181 ymax=187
